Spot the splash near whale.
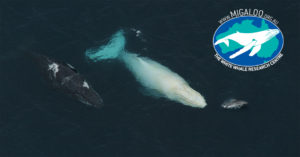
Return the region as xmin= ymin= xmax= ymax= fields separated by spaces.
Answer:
xmin=85 ymin=30 xmax=207 ymax=108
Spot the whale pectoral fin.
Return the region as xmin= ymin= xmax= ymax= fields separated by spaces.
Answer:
xmin=224 ymin=39 xmax=229 ymax=47
xmin=139 ymin=87 xmax=162 ymax=99
xmin=249 ymin=45 xmax=261 ymax=56
xmin=229 ymin=41 xmax=256 ymax=59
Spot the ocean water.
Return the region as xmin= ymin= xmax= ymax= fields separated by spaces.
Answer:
xmin=0 ymin=0 xmax=299 ymax=157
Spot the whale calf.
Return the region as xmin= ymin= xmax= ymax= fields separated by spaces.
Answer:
xmin=214 ymin=29 xmax=280 ymax=59
xmin=221 ymin=98 xmax=248 ymax=109
xmin=32 ymin=53 xmax=103 ymax=108
xmin=85 ymin=30 xmax=207 ymax=108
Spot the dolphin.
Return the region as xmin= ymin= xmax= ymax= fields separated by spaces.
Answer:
xmin=221 ymin=98 xmax=248 ymax=109
xmin=32 ymin=53 xmax=104 ymax=108
xmin=214 ymin=29 xmax=280 ymax=59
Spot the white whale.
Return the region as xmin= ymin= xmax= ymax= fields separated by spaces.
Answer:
xmin=85 ymin=30 xmax=207 ymax=108
xmin=214 ymin=29 xmax=280 ymax=59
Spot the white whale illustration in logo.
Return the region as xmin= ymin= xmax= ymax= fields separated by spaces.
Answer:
xmin=214 ymin=29 xmax=280 ymax=59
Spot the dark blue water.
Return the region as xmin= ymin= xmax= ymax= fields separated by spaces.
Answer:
xmin=0 ymin=0 xmax=299 ymax=156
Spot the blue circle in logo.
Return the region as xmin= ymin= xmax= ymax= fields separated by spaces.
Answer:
xmin=213 ymin=16 xmax=284 ymax=66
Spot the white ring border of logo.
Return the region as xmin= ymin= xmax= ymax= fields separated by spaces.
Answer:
xmin=212 ymin=16 xmax=284 ymax=70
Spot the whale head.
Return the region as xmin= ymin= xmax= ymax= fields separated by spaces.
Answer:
xmin=264 ymin=29 xmax=280 ymax=41
xmin=75 ymin=87 xmax=104 ymax=109
xmin=171 ymin=84 xmax=207 ymax=108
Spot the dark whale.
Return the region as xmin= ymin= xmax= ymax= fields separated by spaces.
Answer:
xmin=32 ymin=53 xmax=103 ymax=108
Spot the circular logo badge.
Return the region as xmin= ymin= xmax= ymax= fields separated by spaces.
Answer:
xmin=213 ymin=16 xmax=284 ymax=70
